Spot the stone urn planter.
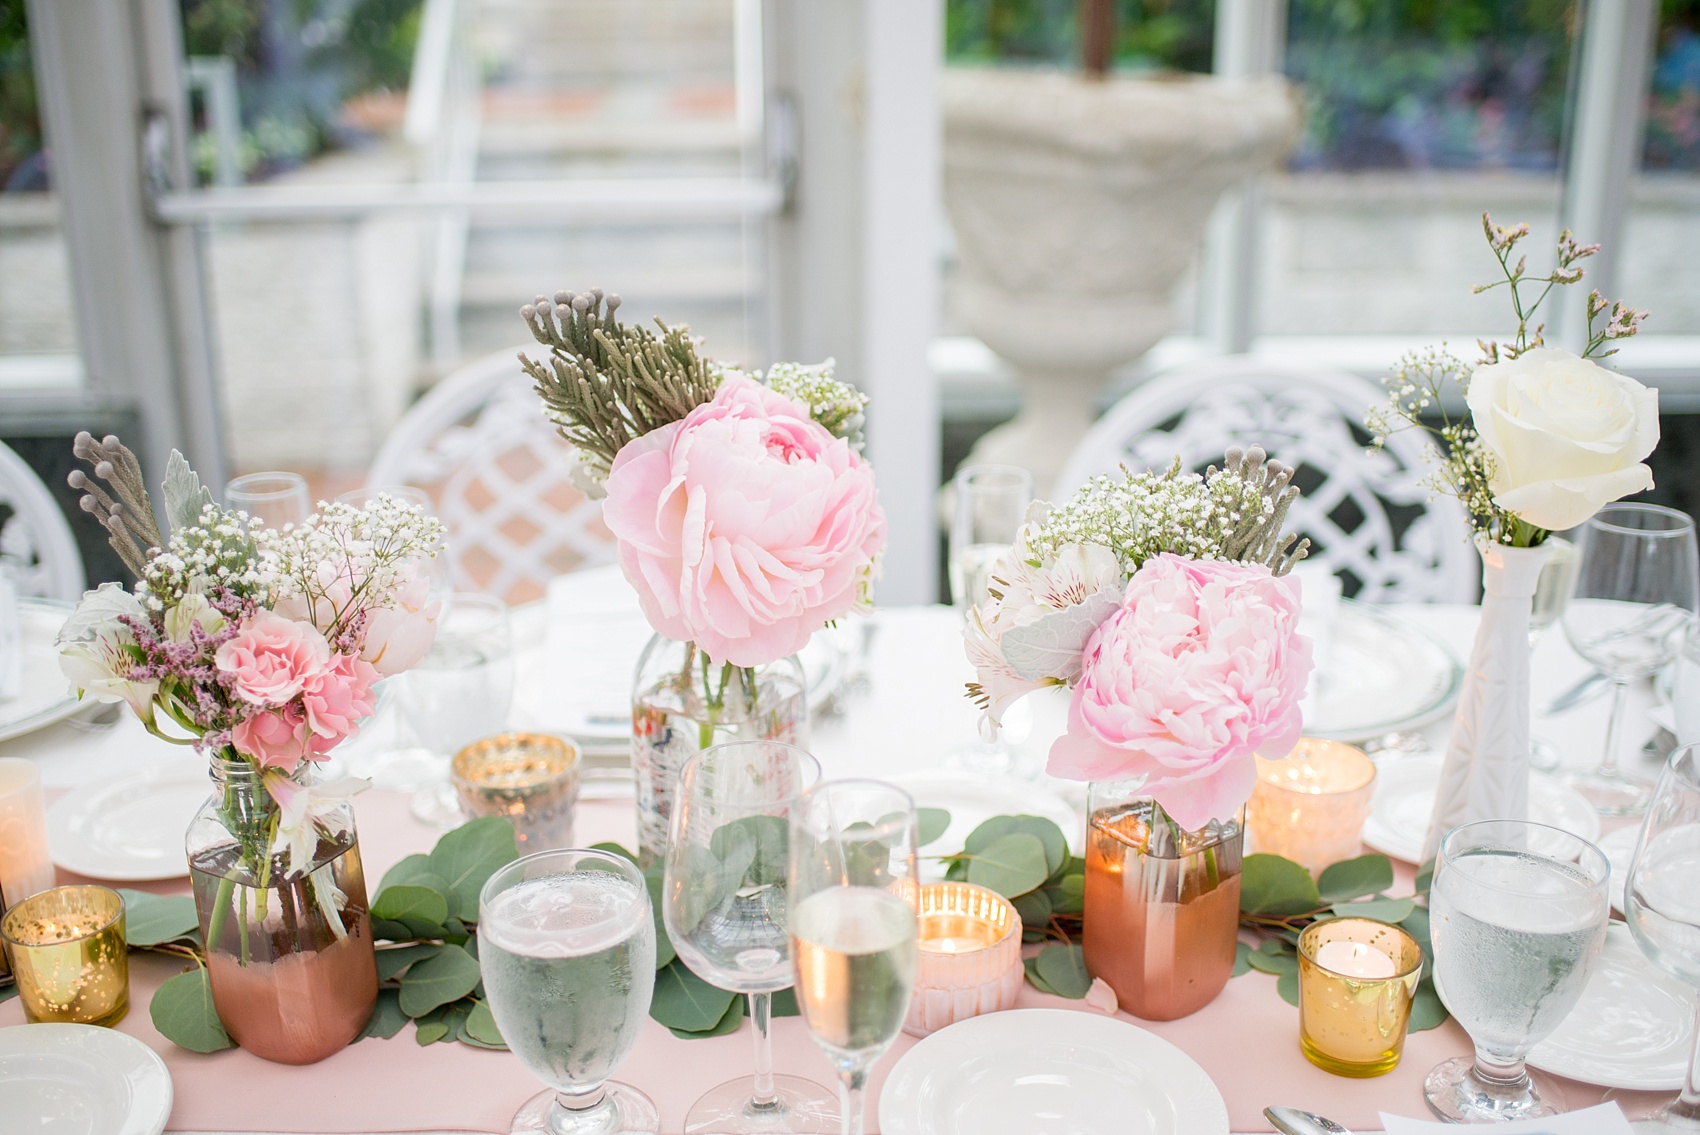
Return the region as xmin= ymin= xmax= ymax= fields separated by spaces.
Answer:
xmin=943 ymin=68 xmax=1300 ymax=495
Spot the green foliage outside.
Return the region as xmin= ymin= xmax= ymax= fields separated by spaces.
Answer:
xmin=0 ymin=0 xmax=40 ymax=190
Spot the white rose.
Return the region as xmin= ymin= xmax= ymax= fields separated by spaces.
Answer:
xmin=1467 ymin=347 xmax=1659 ymax=532
xmin=55 ymin=582 xmax=160 ymax=722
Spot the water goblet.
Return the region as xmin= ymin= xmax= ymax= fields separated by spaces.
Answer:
xmin=1561 ymin=503 xmax=1699 ymax=814
xmin=1423 ymin=819 xmax=1611 ymax=1122
xmin=788 ymin=781 xmax=920 ymax=1135
xmin=401 ymin=592 xmax=516 ymax=822
xmin=662 ymin=741 xmax=836 ymax=1134
xmin=1625 ymin=742 xmax=1700 ymax=1130
xmin=478 ymin=848 xmax=659 ymax=1135
xmin=224 ymin=472 xmax=311 ymax=530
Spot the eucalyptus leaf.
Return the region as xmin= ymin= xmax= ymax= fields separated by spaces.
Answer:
xmin=357 ymin=988 xmax=409 ymax=1041
xmin=1011 ymin=888 xmax=1052 ymax=929
xmin=1334 ymin=896 xmax=1416 ymax=923
xmin=1317 ymin=855 xmax=1394 ymax=905
xmin=1240 ymin=854 xmax=1323 ymax=917
xmin=1402 ymin=905 xmax=1433 ymax=958
xmin=1247 ymin=947 xmax=1299 ymax=976
xmin=465 ymin=1000 xmax=506 ymax=1047
xmin=1033 ymin=943 xmax=1091 ymax=999
xmin=670 ymin=991 xmax=745 ymax=1040
xmin=643 ymin=874 xmax=676 ymax=970
xmin=0 ymin=984 xmax=16 ymax=1006
xmin=770 ymin=987 xmax=799 ymax=1018
xmin=377 ymin=854 xmax=436 ymax=893
xmin=1023 ymin=955 xmax=1060 ymax=996
xmin=1414 ymin=857 xmax=1436 ymax=895
xmin=966 ymin=816 xmax=1066 ymax=876
xmin=710 ymin=815 xmax=789 ymax=887
xmin=428 ymin=816 xmax=520 ymax=917
xmin=944 ymin=858 xmax=969 ymax=883
xmin=917 ymin=808 xmax=951 ymax=848
xmin=439 ymin=1000 xmax=473 ymax=1046
xmin=1276 ymin=968 xmax=1300 ymax=1007
xmin=966 ymin=832 xmax=1050 ymax=898
xmin=118 ymin=890 xmax=201 ymax=948
xmin=650 ymin=960 xmax=737 ymax=1032
xmin=398 ymin=943 xmax=482 ymax=1017
xmin=415 ymin=1020 xmax=450 ymax=1046
xmin=376 ymin=943 xmax=442 ymax=982
xmin=372 ymin=885 xmax=449 ymax=929
xmin=1232 ymin=940 xmax=1253 ymax=977
xmin=1046 ymin=874 xmax=1084 ymax=916
xmin=1408 ymin=976 xmax=1448 ymax=1032
xmin=590 ymin=842 xmax=639 ymax=864
xmin=372 ymin=917 xmax=446 ymax=943
xmin=150 ymin=967 xmax=234 ymax=1053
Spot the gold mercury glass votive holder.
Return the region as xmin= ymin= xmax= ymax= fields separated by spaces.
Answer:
xmin=1297 ymin=917 xmax=1423 ymax=1077
xmin=452 ymin=732 xmax=580 ymax=851
xmin=904 ymin=881 xmax=1023 ymax=1037
xmin=1248 ymin=738 xmax=1377 ymax=875
xmin=0 ymin=884 xmax=129 ymax=1026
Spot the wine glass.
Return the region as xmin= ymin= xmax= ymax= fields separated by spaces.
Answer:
xmin=1424 ymin=819 xmax=1611 ymax=1122
xmin=224 ymin=472 xmax=312 ymax=530
xmin=788 ymin=781 xmax=920 ymax=1135
xmin=1528 ymin=535 xmax=1578 ymax=773
xmin=662 ymin=741 xmax=836 ymax=1134
xmin=1625 ymin=742 xmax=1700 ymax=1131
xmin=1561 ymin=504 xmax=1700 ymax=815
xmin=948 ymin=465 xmax=1034 ymax=776
xmin=478 ymin=848 xmax=660 ymax=1135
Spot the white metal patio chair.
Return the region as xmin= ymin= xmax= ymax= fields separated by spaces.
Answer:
xmin=1054 ymin=356 xmax=1478 ymax=603
xmin=0 ymin=439 xmax=86 ymax=602
xmin=365 ymin=347 xmax=616 ymax=606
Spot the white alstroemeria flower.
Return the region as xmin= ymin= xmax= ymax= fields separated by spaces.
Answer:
xmin=55 ymin=583 xmax=160 ymax=723
xmin=262 ymin=770 xmax=370 ymax=880
xmin=164 ymin=590 xmax=225 ymax=642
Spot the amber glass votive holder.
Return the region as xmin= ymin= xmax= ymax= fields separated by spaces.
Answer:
xmin=1 ymin=884 xmax=129 ymax=1026
xmin=1248 ymin=739 xmax=1377 ymax=874
xmin=452 ymin=732 xmax=580 ymax=850
xmin=1297 ymin=917 xmax=1422 ymax=1077
xmin=904 ymin=881 xmax=1023 ymax=1037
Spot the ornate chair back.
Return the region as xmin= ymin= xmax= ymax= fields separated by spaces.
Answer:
xmin=0 ymin=440 xmax=85 ymax=601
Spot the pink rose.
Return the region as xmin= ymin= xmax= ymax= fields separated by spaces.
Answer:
xmin=232 ymin=702 xmax=312 ymax=772
xmin=215 ymin=612 xmax=331 ymax=707
xmin=1048 ymin=554 xmax=1312 ymax=829
xmin=602 ymin=376 xmax=886 ymax=667
xmin=360 ymin=572 xmax=439 ymax=677
xmin=301 ymin=653 xmax=379 ymax=750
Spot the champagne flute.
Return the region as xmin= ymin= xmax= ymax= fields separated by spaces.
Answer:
xmin=478 ymin=848 xmax=659 ymax=1135
xmin=662 ymin=741 xmax=836 ymax=1134
xmin=1561 ymin=504 xmax=1700 ymax=815
xmin=1625 ymin=742 xmax=1700 ymax=1131
xmin=224 ymin=472 xmax=311 ymax=530
xmin=948 ymin=465 xmax=1034 ymax=777
xmin=1528 ymin=535 xmax=1578 ymax=773
xmin=788 ymin=781 xmax=920 ymax=1135
xmin=1424 ymin=819 xmax=1610 ymax=1122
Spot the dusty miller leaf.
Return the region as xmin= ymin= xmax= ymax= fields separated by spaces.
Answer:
xmin=162 ymin=450 xmax=215 ymax=533
xmin=998 ymin=589 xmax=1123 ymax=681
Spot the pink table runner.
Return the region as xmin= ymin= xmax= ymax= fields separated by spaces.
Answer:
xmin=3 ymin=789 xmax=1664 ymax=1134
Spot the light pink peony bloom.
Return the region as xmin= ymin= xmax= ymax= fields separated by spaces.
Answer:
xmin=1048 ymin=554 xmax=1312 ymax=830
xmin=301 ymin=653 xmax=379 ymax=750
xmin=602 ymin=376 xmax=886 ymax=667
xmin=215 ymin=611 xmax=331 ymax=707
xmin=360 ymin=571 xmax=439 ymax=676
xmin=232 ymin=701 xmax=312 ymax=772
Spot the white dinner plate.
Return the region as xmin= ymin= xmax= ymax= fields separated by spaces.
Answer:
xmin=46 ymin=764 xmax=207 ymax=881
xmin=1597 ymin=826 xmax=1640 ymax=915
xmin=0 ymin=1023 xmax=173 ymax=1135
xmin=1360 ymin=756 xmax=1600 ymax=865
xmin=889 ymin=771 xmax=1082 ymax=869
xmin=879 ymin=1008 xmax=1228 ymax=1135
xmin=0 ymin=598 xmax=83 ymax=742
xmin=1304 ymin=602 xmax=1463 ymax=742
xmin=1529 ymin=924 xmax=1692 ymax=1091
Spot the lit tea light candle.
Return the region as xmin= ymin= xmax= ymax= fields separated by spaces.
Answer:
xmin=905 ymin=881 xmax=1023 ymax=1037
xmin=1248 ymin=739 xmax=1377 ymax=874
xmin=1 ymin=884 xmax=129 ymax=1027
xmin=452 ymin=733 xmax=580 ymax=851
xmin=1297 ymin=917 xmax=1422 ymax=1078
xmin=0 ymin=758 xmax=55 ymax=903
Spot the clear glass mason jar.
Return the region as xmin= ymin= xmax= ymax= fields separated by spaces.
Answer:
xmin=1082 ymin=780 xmax=1244 ymax=1021
xmin=185 ymin=751 xmax=378 ymax=1064
xmin=630 ymin=635 xmax=809 ymax=867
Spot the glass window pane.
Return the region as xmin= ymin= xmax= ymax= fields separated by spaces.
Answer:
xmin=1622 ymin=6 xmax=1700 ymax=333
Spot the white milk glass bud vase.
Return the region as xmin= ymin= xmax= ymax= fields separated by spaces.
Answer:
xmin=630 ymin=635 xmax=809 ymax=867
xmin=1422 ymin=538 xmax=1554 ymax=863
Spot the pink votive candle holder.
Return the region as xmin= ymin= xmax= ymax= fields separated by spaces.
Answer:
xmin=903 ymin=882 xmax=1023 ymax=1038
xmin=1248 ymin=739 xmax=1377 ymax=874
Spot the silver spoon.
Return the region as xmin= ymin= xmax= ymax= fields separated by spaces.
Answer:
xmin=1265 ymin=1107 xmax=1354 ymax=1135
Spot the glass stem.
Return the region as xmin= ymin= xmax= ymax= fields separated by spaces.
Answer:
xmin=749 ymin=990 xmax=778 ymax=1111
xmin=1472 ymin=1043 xmax=1528 ymax=1089
xmin=549 ymin=1085 xmax=615 ymax=1135
xmin=837 ymin=1065 xmax=868 ymax=1135
xmin=1673 ymin=991 xmax=1700 ymax=1121
xmin=1599 ymin=678 xmax=1631 ymax=778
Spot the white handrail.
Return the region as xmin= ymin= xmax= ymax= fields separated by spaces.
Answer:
xmin=404 ymin=0 xmax=458 ymax=145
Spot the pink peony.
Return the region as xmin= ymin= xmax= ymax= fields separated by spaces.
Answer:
xmin=215 ymin=612 xmax=331 ymax=707
xmin=602 ymin=376 xmax=886 ymax=667
xmin=1048 ymin=554 xmax=1312 ymax=829
xmin=361 ymin=571 xmax=439 ymax=676
xmin=232 ymin=702 xmax=313 ymax=772
xmin=301 ymin=653 xmax=379 ymax=749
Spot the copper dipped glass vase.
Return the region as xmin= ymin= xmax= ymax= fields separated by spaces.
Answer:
xmin=1083 ymin=780 xmax=1243 ymax=1020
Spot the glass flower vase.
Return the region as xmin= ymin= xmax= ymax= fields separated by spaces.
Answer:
xmin=631 ymin=634 xmax=809 ymax=866
xmin=1082 ymin=781 xmax=1243 ymax=1021
xmin=186 ymin=752 xmax=378 ymax=1065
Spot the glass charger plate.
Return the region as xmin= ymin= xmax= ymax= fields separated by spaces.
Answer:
xmin=0 ymin=598 xmax=83 ymax=741
xmin=1303 ymin=601 xmax=1463 ymax=742
xmin=1360 ymin=755 xmax=1600 ymax=865
xmin=878 ymin=1009 xmax=1228 ymax=1135
xmin=1529 ymin=924 xmax=1692 ymax=1091
xmin=0 ymin=1023 xmax=173 ymax=1135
